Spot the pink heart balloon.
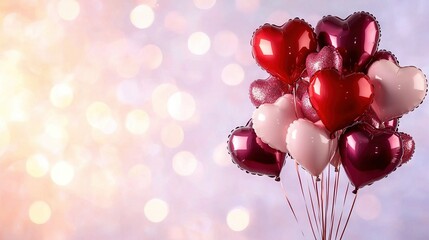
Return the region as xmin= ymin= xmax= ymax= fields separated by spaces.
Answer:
xmin=368 ymin=59 xmax=428 ymax=122
xmin=252 ymin=94 xmax=299 ymax=153
xmin=249 ymin=76 xmax=291 ymax=107
xmin=286 ymin=119 xmax=337 ymax=177
xmin=228 ymin=125 xmax=286 ymax=180
xmin=339 ymin=123 xmax=403 ymax=192
xmin=305 ymin=46 xmax=343 ymax=78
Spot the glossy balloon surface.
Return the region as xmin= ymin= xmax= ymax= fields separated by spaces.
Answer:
xmin=228 ymin=126 xmax=286 ymax=179
xmin=316 ymin=12 xmax=380 ymax=72
xmin=252 ymin=19 xmax=317 ymax=84
xmin=368 ymin=59 xmax=428 ymax=122
xmin=339 ymin=123 xmax=403 ymax=190
xmin=309 ymin=69 xmax=374 ymax=133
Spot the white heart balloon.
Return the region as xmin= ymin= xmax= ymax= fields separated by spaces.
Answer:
xmin=286 ymin=119 xmax=337 ymax=177
xmin=252 ymin=94 xmax=299 ymax=153
xmin=368 ymin=59 xmax=427 ymax=122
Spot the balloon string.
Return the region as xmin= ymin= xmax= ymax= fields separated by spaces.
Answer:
xmin=339 ymin=192 xmax=358 ymax=240
xmin=334 ymin=182 xmax=349 ymax=240
xmin=320 ymin=171 xmax=325 ymax=239
xmin=328 ymin=167 xmax=340 ymax=240
xmin=324 ymin=165 xmax=331 ymax=240
xmin=296 ymin=163 xmax=318 ymax=240
xmin=306 ymin=175 xmax=320 ymax=235
xmin=280 ymin=180 xmax=306 ymax=238
xmin=313 ymin=174 xmax=322 ymax=238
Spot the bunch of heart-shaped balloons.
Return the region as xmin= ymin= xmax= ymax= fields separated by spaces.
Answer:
xmin=227 ymin=12 xmax=427 ymax=192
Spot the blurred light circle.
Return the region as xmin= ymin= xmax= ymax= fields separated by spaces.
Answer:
xmin=172 ymin=151 xmax=198 ymax=176
xmin=144 ymin=198 xmax=169 ymax=223
xmin=193 ymin=0 xmax=216 ymax=9
xmin=188 ymin=32 xmax=211 ymax=55
xmin=213 ymin=143 xmax=231 ymax=166
xmin=57 ymin=0 xmax=80 ymax=21
xmin=221 ymin=63 xmax=244 ymax=86
xmin=125 ymin=109 xmax=150 ymax=135
xmin=0 ymin=122 xmax=10 ymax=156
xmin=26 ymin=154 xmax=50 ymax=178
xmin=50 ymin=83 xmax=74 ymax=108
xmin=86 ymin=101 xmax=117 ymax=133
xmin=167 ymin=91 xmax=196 ymax=121
xmin=130 ymin=4 xmax=155 ymax=29
xmin=29 ymin=201 xmax=51 ymax=225
xmin=141 ymin=44 xmax=163 ymax=69
xmin=356 ymin=194 xmax=381 ymax=220
xmin=152 ymin=84 xmax=179 ymax=118
xmin=161 ymin=122 xmax=184 ymax=148
xmin=214 ymin=31 xmax=239 ymax=57
xmin=227 ymin=207 xmax=250 ymax=231
xmin=50 ymin=161 xmax=74 ymax=186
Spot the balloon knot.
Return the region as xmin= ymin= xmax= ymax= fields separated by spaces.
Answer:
xmin=352 ymin=188 xmax=358 ymax=194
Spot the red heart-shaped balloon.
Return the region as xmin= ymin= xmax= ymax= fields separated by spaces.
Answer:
xmin=316 ymin=12 xmax=380 ymax=73
xmin=309 ymin=69 xmax=374 ymax=133
xmin=252 ymin=18 xmax=317 ymax=84
xmin=227 ymin=126 xmax=286 ymax=180
xmin=339 ymin=123 xmax=403 ymax=192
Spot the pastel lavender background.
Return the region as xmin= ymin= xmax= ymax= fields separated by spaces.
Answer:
xmin=0 ymin=0 xmax=428 ymax=239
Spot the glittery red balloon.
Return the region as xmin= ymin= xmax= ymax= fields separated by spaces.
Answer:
xmin=252 ymin=18 xmax=317 ymax=85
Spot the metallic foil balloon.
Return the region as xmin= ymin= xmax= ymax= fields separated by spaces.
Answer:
xmin=370 ymin=50 xmax=399 ymax=66
xmin=249 ymin=76 xmax=291 ymax=107
xmin=368 ymin=59 xmax=428 ymax=122
xmin=252 ymin=18 xmax=317 ymax=84
xmin=398 ymin=132 xmax=415 ymax=166
xmin=286 ymin=119 xmax=337 ymax=177
xmin=252 ymin=94 xmax=300 ymax=153
xmin=295 ymin=78 xmax=320 ymax=122
xmin=227 ymin=126 xmax=286 ymax=180
xmin=305 ymin=46 xmax=343 ymax=78
xmin=309 ymin=69 xmax=374 ymax=133
xmin=316 ymin=12 xmax=380 ymax=73
xmin=339 ymin=123 xmax=403 ymax=192
xmin=359 ymin=107 xmax=400 ymax=130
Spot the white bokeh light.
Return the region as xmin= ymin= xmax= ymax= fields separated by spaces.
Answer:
xmin=167 ymin=91 xmax=196 ymax=121
xmin=29 ymin=201 xmax=51 ymax=225
xmin=172 ymin=151 xmax=198 ymax=176
xmin=57 ymin=0 xmax=80 ymax=21
xmin=188 ymin=32 xmax=211 ymax=55
xmin=50 ymin=161 xmax=75 ymax=186
xmin=130 ymin=4 xmax=155 ymax=29
xmin=144 ymin=198 xmax=169 ymax=223
xmin=226 ymin=207 xmax=250 ymax=231
xmin=221 ymin=63 xmax=245 ymax=86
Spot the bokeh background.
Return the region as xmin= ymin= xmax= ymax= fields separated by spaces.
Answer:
xmin=0 ymin=0 xmax=428 ymax=239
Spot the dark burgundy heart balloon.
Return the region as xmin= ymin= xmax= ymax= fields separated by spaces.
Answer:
xmin=398 ymin=132 xmax=415 ymax=165
xmin=339 ymin=123 xmax=403 ymax=192
xmin=227 ymin=126 xmax=286 ymax=180
xmin=316 ymin=12 xmax=380 ymax=73
xmin=309 ymin=69 xmax=374 ymax=133
xmin=252 ymin=18 xmax=317 ymax=84
xmin=305 ymin=46 xmax=343 ymax=78
xmin=295 ymin=78 xmax=320 ymax=122
xmin=249 ymin=76 xmax=291 ymax=107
